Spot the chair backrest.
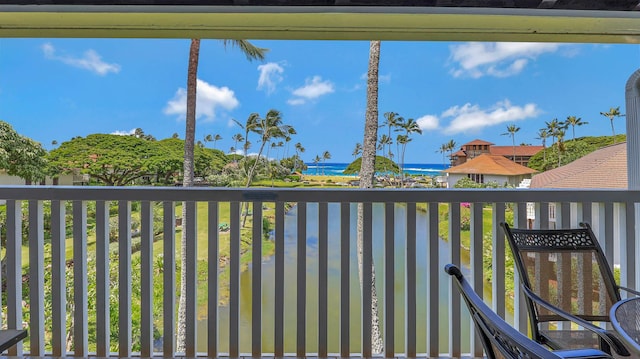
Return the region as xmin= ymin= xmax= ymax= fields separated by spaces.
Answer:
xmin=445 ymin=264 xmax=564 ymax=359
xmin=501 ymin=222 xmax=620 ymax=327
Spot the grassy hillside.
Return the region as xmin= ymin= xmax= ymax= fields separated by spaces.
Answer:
xmin=528 ymin=134 xmax=626 ymax=171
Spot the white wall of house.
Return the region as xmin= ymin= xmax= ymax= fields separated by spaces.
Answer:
xmin=446 ymin=173 xmax=528 ymax=188
xmin=0 ymin=172 xmax=75 ymax=185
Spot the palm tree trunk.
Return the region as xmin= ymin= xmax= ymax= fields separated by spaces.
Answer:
xmin=241 ymin=141 xmax=267 ymax=227
xmin=177 ymin=38 xmax=200 ymax=354
xmin=611 ymin=120 xmax=616 ymax=144
xmin=358 ymin=40 xmax=384 ymax=354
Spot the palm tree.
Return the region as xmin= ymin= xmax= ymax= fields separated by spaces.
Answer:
xmin=396 ymin=135 xmax=409 ymax=185
xmin=536 ymin=128 xmax=549 ymax=164
xmin=397 ymin=118 xmax=422 ymax=186
xmin=244 ymin=109 xmax=291 ymax=187
xmin=203 ymin=134 xmax=213 ymax=147
xmin=437 ymin=143 xmax=448 ymax=167
xmin=600 ymin=106 xmax=625 ymax=144
xmin=233 ymin=114 xmax=258 ymax=177
xmin=212 ymin=134 xmax=222 ymax=149
xmin=240 ymin=110 xmax=291 ymax=227
xmin=179 ymin=38 xmax=267 ymax=354
xmin=382 ymin=112 xmax=400 ymax=164
xmin=556 ymin=129 xmax=566 ymax=166
xmin=378 ymin=135 xmax=392 ymax=158
xmin=357 ymin=39 xmax=384 ymax=354
xmin=172 ymin=132 xmax=179 ymax=139
xmin=294 ymin=142 xmax=305 ymax=173
xmin=312 ymin=155 xmax=321 ymax=175
xmin=565 ymin=116 xmax=588 ymax=140
xmin=445 ymin=139 xmax=457 ymax=165
xmin=283 ymin=128 xmax=296 ymax=158
xmin=501 ymin=124 xmax=520 ymax=162
xmin=231 ymin=133 xmax=244 ymax=162
xmin=545 ymin=118 xmax=561 ymax=145
xmin=352 ymin=142 xmax=363 ymax=162
xmin=322 ymin=150 xmax=331 ymax=175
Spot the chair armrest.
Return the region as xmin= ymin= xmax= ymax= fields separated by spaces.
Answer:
xmin=521 ymin=285 xmax=630 ymax=356
xmin=553 ymin=349 xmax=612 ymax=359
xmin=0 ymin=329 xmax=27 ymax=353
xmin=618 ymin=286 xmax=640 ymax=297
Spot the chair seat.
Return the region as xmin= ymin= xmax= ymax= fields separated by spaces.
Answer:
xmin=542 ymin=329 xmax=617 ymax=351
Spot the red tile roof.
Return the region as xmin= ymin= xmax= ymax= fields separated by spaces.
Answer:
xmin=490 ymin=145 xmax=544 ymax=157
xmin=530 ymin=143 xmax=627 ymax=189
xmin=443 ymin=154 xmax=537 ymax=176
xmin=463 ymin=139 xmax=494 ymax=146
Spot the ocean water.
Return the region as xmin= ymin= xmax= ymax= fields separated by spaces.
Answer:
xmin=303 ymin=162 xmax=448 ymax=176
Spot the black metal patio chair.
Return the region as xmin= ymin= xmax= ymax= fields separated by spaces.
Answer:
xmin=501 ymin=222 xmax=640 ymax=356
xmin=445 ymin=264 xmax=611 ymax=359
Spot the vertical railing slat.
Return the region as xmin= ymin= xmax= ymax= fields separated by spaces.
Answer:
xmin=52 ymin=200 xmax=68 ymax=356
xmin=492 ymin=202 xmax=506 ymax=318
xmin=229 ymin=201 xmax=241 ymax=357
xmin=538 ymin=202 xmax=549 ymax=229
xmin=559 ymin=202 xmax=571 ymax=228
xmin=362 ymin=202 xmax=373 ymax=357
xmin=405 ymin=202 xmax=417 ymax=358
xmin=426 ymin=202 xmax=439 ymax=357
xmin=28 ymin=200 xmax=45 ymax=355
xmin=470 ymin=202 xmax=484 ymax=357
xmin=579 ymin=202 xmax=593 ymax=315
xmin=251 ymin=201 xmax=262 ymax=357
xmin=514 ymin=202 xmax=529 ymax=333
xmin=163 ymin=201 xmax=176 ymax=357
xmin=118 ymin=200 xmax=131 ymax=357
xmin=340 ymin=202 xmax=350 ymax=357
xmin=275 ymin=201 xmax=285 ymax=357
xmin=448 ymin=202 xmax=461 ymax=358
xmin=209 ymin=201 xmax=219 ymax=358
xmin=297 ymin=202 xmax=307 ymax=357
xmin=140 ymin=201 xmax=154 ymax=357
xmin=74 ymin=200 xmax=88 ymax=357
xmin=384 ymin=202 xmax=395 ymax=358
xmin=604 ymin=202 xmax=615 ymax=268
xmin=318 ymin=202 xmax=329 ymax=358
xmin=6 ymin=201 xmax=22 ymax=356
xmin=624 ymin=201 xmax=636 ymax=291
xmin=185 ymin=200 xmax=198 ymax=356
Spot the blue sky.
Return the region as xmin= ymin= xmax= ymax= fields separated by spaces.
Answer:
xmin=1 ymin=39 xmax=639 ymax=164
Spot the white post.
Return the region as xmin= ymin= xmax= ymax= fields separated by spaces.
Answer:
xmin=625 ymin=69 xmax=640 ymax=291
xmin=625 ymin=69 xmax=640 ymax=190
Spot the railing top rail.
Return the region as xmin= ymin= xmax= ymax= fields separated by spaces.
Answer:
xmin=0 ymin=185 xmax=638 ymax=204
xmin=1 ymin=4 xmax=640 ymax=42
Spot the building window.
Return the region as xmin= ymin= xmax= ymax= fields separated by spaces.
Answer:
xmin=467 ymin=173 xmax=484 ymax=184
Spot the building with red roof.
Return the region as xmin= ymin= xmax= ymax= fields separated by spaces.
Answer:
xmin=451 ymin=139 xmax=543 ymax=167
xmin=443 ymin=154 xmax=537 ymax=188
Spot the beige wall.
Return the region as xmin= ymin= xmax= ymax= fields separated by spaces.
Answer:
xmin=0 ymin=172 xmax=75 ymax=186
xmin=446 ymin=173 xmax=528 ymax=188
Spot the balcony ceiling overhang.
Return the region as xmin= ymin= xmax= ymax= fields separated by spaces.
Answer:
xmin=1 ymin=1 xmax=640 ymax=42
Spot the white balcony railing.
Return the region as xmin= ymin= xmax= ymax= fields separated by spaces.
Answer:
xmin=1 ymin=186 xmax=639 ymax=358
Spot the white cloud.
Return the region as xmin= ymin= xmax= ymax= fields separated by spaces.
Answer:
xmin=163 ymin=79 xmax=239 ymax=121
xmin=42 ymin=42 xmax=121 ymax=76
xmin=288 ymin=76 xmax=334 ymax=105
xmin=416 ymin=115 xmax=439 ymax=131
xmin=287 ymin=98 xmax=306 ymax=106
xmin=448 ymin=42 xmax=561 ymax=78
xmin=257 ymin=62 xmax=284 ymax=94
xmin=111 ymin=129 xmax=136 ymax=136
xmin=442 ymin=100 xmax=540 ymax=134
